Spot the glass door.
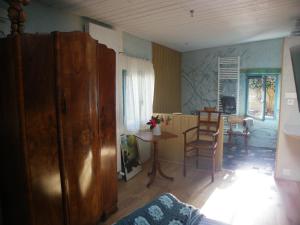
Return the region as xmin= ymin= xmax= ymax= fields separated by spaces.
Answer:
xmin=265 ymin=76 xmax=276 ymax=119
xmin=246 ymin=75 xmax=278 ymax=120
xmin=247 ymin=76 xmax=265 ymax=120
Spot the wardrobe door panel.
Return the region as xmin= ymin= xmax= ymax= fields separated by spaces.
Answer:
xmin=21 ymin=34 xmax=65 ymax=225
xmin=55 ymin=32 xmax=102 ymax=225
xmin=98 ymin=44 xmax=117 ymax=215
xmin=0 ymin=36 xmax=31 ymax=225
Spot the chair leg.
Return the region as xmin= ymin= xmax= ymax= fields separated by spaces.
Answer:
xmin=196 ymin=150 xmax=199 ymax=169
xmin=245 ymin=134 xmax=248 ymax=154
xmin=183 ymin=151 xmax=186 ymax=177
xmin=228 ymin=131 xmax=232 ymax=146
xmin=211 ymin=157 xmax=215 ymax=182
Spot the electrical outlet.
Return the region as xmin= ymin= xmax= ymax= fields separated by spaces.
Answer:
xmin=282 ymin=168 xmax=291 ymax=176
xmin=287 ymin=99 xmax=295 ymax=106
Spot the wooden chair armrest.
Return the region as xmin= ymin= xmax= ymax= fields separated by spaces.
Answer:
xmin=197 ymin=129 xmax=219 ymax=136
xmin=212 ymin=129 xmax=220 ymax=142
xmin=198 ymin=129 xmax=219 ymax=143
xmin=182 ymin=126 xmax=198 ymax=134
xmin=197 ymin=129 xmax=215 ymax=134
xmin=212 ymin=129 xmax=220 ymax=137
xmin=207 ymin=131 xmax=219 ymax=150
xmin=210 ymin=141 xmax=218 ymax=151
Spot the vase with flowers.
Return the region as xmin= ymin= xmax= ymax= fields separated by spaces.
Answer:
xmin=147 ymin=115 xmax=161 ymax=136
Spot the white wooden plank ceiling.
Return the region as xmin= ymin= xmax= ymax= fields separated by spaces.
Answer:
xmin=38 ymin=0 xmax=300 ymax=52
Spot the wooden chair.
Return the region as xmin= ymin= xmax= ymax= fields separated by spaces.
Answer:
xmin=183 ymin=107 xmax=221 ymax=182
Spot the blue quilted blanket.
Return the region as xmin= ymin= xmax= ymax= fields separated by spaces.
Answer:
xmin=114 ymin=193 xmax=203 ymax=225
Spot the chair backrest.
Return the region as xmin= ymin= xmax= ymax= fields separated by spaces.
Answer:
xmin=197 ymin=108 xmax=221 ymax=137
xmin=221 ymin=96 xmax=236 ymax=114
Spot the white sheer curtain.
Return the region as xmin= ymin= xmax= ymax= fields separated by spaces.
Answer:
xmin=121 ymin=55 xmax=155 ymax=132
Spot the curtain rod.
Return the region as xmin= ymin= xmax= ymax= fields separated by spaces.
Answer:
xmin=119 ymin=51 xmax=151 ymax=61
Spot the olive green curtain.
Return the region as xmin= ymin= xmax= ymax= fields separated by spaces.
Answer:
xmin=152 ymin=43 xmax=181 ymax=113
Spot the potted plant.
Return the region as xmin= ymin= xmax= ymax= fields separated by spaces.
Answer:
xmin=147 ymin=115 xmax=161 ymax=136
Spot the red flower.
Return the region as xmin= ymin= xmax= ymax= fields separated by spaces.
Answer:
xmin=147 ymin=115 xmax=161 ymax=129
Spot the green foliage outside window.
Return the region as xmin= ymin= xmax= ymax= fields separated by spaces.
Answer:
xmin=248 ymin=76 xmax=276 ymax=90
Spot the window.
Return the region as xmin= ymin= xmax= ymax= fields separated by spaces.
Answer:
xmin=122 ymin=55 xmax=155 ymax=132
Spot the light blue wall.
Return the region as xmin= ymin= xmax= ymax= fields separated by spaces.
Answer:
xmin=122 ymin=32 xmax=152 ymax=61
xmin=0 ymin=0 xmax=153 ymax=92
xmin=182 ymin=38 xmax=283 ymax=114
xmin=25 ymin=2 xmax=85 ymax=33
xmin=0 ymin=2 xmax=9 ymax=35
xmin=0 ymin=1 xmax=152 ymax=60
xmin=0 ymin=0 xmax=85 ymax=35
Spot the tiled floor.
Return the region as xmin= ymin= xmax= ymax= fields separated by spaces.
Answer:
xmin=223 ymin=142 xmax=276 ymax=174
xmin=223 ymin=119 xmax=278 ymax=174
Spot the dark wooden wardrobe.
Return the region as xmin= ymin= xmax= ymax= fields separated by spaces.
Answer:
xmin=0 ymin=32 xmax=117 ymax=225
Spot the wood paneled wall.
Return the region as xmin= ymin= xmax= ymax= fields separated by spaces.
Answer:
xmin=155 ymin=114 xmax=224 ymax=171
xmin=152 ymin=43 xmax=181 ymax=113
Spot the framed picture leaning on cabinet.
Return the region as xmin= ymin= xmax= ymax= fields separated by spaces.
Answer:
xmin=120 ymin=134 xmax=142 ymax=181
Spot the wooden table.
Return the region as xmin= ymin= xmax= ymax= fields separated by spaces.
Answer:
xmin=135 ymin=131 xmax=178 ymax=187
xmin=227 ymin=116 xmax=251 ymax=152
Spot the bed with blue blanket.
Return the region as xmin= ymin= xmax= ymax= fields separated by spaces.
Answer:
xmin=114 ymin=193 xmax=228 ymax=225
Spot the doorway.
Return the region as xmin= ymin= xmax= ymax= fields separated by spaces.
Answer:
xmin=223 ymin=71 xmax=280 ymax=174
xmin=246 ymin=75 xmax=279 ymax=120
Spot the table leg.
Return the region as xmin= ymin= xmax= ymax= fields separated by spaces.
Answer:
xmin=147 ymin=142 xmax=157 ymax=187
xmin=147 ymin=141 xmax=174 ymax=187
xmin=147 ymin=167 xmax=156 ymax=188
xmin=157 ymin=161 xmax=174 ymax=181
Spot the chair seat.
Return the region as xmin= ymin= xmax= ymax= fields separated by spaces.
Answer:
xmin=186 ymin=139 xmax=214 ymax=149
xmin=227 ymin=129 xmax=250 ymax=136
xmin=185 ymin=139 xmax=216 ymax=157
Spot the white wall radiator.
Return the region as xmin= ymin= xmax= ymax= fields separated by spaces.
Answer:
xmin=217 ymin=56 xmax=240 ymax=121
